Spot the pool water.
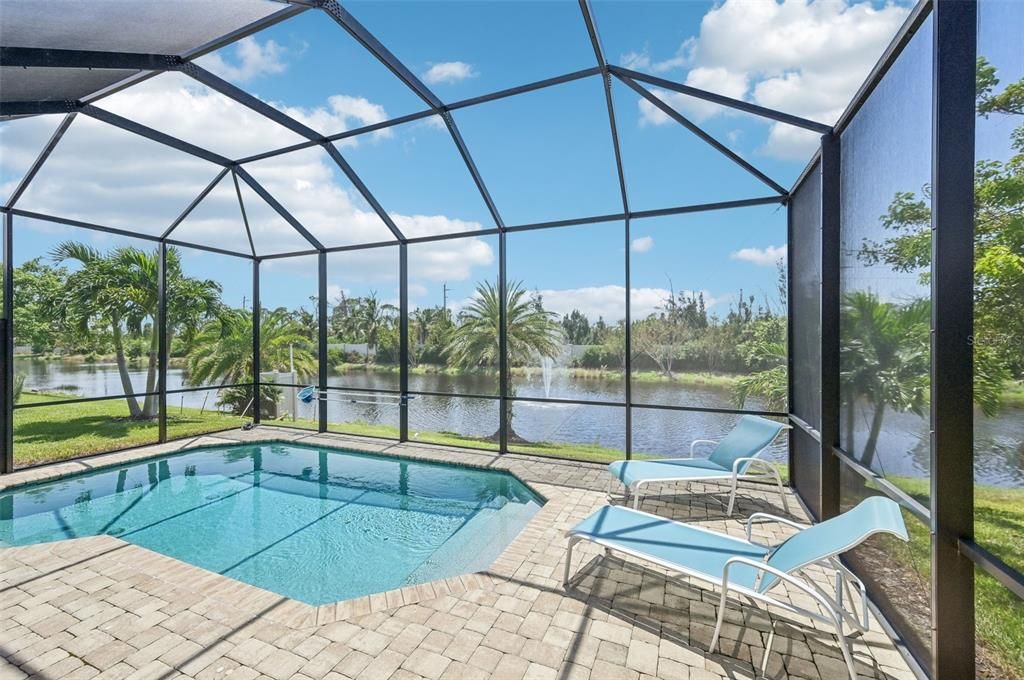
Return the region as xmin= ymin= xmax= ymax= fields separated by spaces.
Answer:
xmin=0 ymin=442 xmax=543 ymax=605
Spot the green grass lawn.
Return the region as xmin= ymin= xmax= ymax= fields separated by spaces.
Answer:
xmin=870 ymin=476 xmax=1024 ymax=679
xmin=14 ymin=393 xmax=246 ymax=467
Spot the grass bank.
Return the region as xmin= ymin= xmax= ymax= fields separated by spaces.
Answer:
xmin=13 ymin=393 xmax=245 ymax=468
xmin=333 ymin=362 xmax=744 ymax=388
xmin=881 ymin=476 xmax=1024 ymax=679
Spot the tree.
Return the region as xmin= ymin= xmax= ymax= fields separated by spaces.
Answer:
xmin=12 ymin=259 xmax=68 ymax=353
xmin=733 ymin=316 xmax=788 ymax=411
xmin=632 ymin=288 xmax=707 ymax=377
xmin=447 ymin=280 xmax=562 ymax=440
xmin=186 ymin=307 xmax=317 ymax=386
xmin=186 ymin=308 xmax=314 ymax=416
xmin=353 ymin=291 xmax=396 ymax=365
xmin=561 ymin=309 xmax=591 ymax=345
xmin=840 ymin=292 xmax=930 ymax=469
xmin=858 ymin=57 xmax=1024 ymax=415
xmin=51 ymin=243 xmax=219 ymax=419
xmin=410 ymin=305 xmax=452 ymax=365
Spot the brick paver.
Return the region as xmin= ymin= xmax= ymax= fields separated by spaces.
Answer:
xmin=0 ymin=427 xmax=915 ymax=679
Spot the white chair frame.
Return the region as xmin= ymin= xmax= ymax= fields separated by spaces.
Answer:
xmin=564 ymin=510 xmax=873 ymax=680
xmin=608 ymin=431 xmax=791 ymax=516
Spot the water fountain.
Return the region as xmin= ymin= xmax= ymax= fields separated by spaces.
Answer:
xmin=541 ymin=356 xmax=554 ymax=399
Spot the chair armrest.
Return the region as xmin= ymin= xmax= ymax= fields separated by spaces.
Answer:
xmin=731 ymin=456 xmax=764 ymax=473
xmin=745 ymin=512 xmax=806 ymax=542
xmin=690 ymin=439 xmax=718 ymax=456
xmin=722 ymin=556 xmax=837 ymax=616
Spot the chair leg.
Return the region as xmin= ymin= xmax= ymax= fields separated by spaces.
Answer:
xmin=773 ymin=467 xmax=790 ymax=513
xmin=563 ymin=538 xmax=577 ymax=588
xmin=761 ymin=618 xmax=777 ymax=676
xmin=831 ymin=612 xmax=859 ymax=680
xmin=725 ymin=476 xmax=739 ymax=516
xmin=709 ymin=585 xmax=731 ymax=654
xmin=632 ymin=483 xmax=643 ymax=510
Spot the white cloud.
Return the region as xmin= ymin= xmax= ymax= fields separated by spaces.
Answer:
xmin=422 ymin=61 xmax=477 ymax=85
xmin=198 ymin=37 xmax=288 ymax=83
xmin=1 ymin=74 xmax=495 ymax=270
xmin=407 ymin=235 xmax=495 ymax=282
xmin=633 ymin=0 xmax=910 ymax=159
xmin=526 ymin=285 xmax=725 ymax=323
xmin=620 ymin=50 xmax=652 ymax=71
xmin=730 ymin=244 xmax=787 ymax=266
xmin=630 ymin=236 xmax=654 ymax=253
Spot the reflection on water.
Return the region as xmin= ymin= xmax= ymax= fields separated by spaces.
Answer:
xmin=15 ymin=358 xmax=1024 ymax=486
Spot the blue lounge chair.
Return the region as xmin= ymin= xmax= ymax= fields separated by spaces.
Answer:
xmin=607 ymin=415 xmax=789 ymax=515
xmin=564 ymin=496 xmax=908 ymax=680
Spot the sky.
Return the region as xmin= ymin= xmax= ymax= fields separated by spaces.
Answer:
xmin=0 ymin=0 xmax=956 ymax=324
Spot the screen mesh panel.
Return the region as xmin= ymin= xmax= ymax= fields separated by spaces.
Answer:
xmin=791 ymin=423 xmax=821 ymax=519
xmin=0 ymin=66 xmax=139 ymax=103
xmin=790 ymin=161 xmax=822 ymax=430
xmin=0 ymin=0 xmax=281 ymax=54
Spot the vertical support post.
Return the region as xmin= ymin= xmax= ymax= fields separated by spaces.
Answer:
xmin=931 ymin=1 xmax=976 ymax=676
xmin=157 ymin=243 xmax=168 ymax=443
xmin=498 ymin=231 xmax=508 ymax=454
xmin=252 ymin=259 xmax=261 ymax=425
xmin=786 ymin=199 xmax=795 ymax=487
xmin=318 ymin=252 xmax=328 ymax=433
xmin=399 ymin=244 xmax=409 ymax=441
xmin=1 ymin=212 xmax=13 ymax=473
xmin=624 ymin=218 xmax=632 ymax=460
xmin=819 ymin=133 xmax=841 ymax=520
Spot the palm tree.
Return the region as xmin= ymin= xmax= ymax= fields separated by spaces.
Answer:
xmin=840 ymin=291 xmax=930 ymax=469
xmin=447 ymin=280 xmax=563 ymax=440
xmin=355 ymin=291 xmax=396 ymax=365
xmin=733 ymin=338 xmax=788 ymax=411
xmin=51 ymin=242 xmax=220 ymax=419
xmin=187 ymin=307 xmax=317 ymax=385
xmin=186 ymin=307 xmax=316 ymax=416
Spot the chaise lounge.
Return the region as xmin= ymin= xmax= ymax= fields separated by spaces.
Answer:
xmin=607 ymin=415 xmax=790 ymax=515
xmin=564 ymin=496 xmax=909 ymax=680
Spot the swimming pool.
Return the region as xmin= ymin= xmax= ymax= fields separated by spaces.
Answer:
xmin=0 ymin=442 xmax=543 ymax=605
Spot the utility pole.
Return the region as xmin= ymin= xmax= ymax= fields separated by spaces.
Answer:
xmin=442 ymin=281 xmax=449 ymax=313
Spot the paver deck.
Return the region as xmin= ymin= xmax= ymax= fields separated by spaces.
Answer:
xmin=1 ymin=426 xmax=916 ymax=680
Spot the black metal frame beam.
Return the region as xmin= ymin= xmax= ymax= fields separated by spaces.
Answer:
xmin=0 ymin=46 xmax=179 ymax=70
xmin=930 ymin=0 xmax=976 ymax=676
xmin=162 ymin=168 xmax=231 ymax=240
xmin=579 ymin=0 xmax=632 ymax=457
xmin=1 ymin=212 xmax=12 ymax=473
xmin=399 ymin=244 xmax=410 ymax=440
xmin=81 ymin=105 xmax=233 ymax=166
xmin=833 ymin=0 xmax=932 ymax=136
xmin=819 ymin=134 xmax=841 ymax=521
xmin=233 ymin=167 xmax=325 ymax=250
xmin=615 ymin=74 xmax=788 ymax=196
xmin=4 ymin=113 xmax=76 ymax=209
xmin=76 ymin=3 xmax=311 ymax=107
xmin=157 ymin=243 xmax=168 ymax=442
xmin=176 ymin=62 xmax=406 ymax=242
xmin=318 ymin=252 xmax=328 ymax=432
xmin=609 ymin=66 xmax=832 ymax=134
xmin=498 ymin=232 xmax=508 ymax=452
xmin=232 ymin=170 xmax=258 ymax=258
xmin=318 ymin=1 xmax=441 ymax=110
xmin=252 ymin=260 xmax=262 ymax=425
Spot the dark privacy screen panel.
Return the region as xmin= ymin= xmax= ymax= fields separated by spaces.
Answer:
xmin=791 ymin=422 xmax=821 ymax=519
xmin=789 ymin=162 xmax=822 ymax=431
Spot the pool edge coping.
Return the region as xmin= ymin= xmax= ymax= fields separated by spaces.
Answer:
xmin=0 ymin=427 xmax=580 ymax=629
